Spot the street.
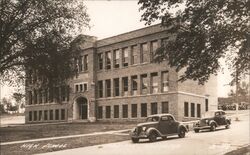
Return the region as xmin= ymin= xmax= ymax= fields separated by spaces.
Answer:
xmin=39 ymin=112 xmax=249 ymax=155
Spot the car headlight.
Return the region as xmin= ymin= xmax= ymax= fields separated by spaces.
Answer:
xmin=142 ymin=127 xmax=147 ymax=131
xmin=205 ymin=120 xmax=209 ymax=124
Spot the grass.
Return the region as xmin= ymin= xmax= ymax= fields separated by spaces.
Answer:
xmin=0 ymin=134 xmax=131 ymax=155
xmin=0 ymin=121 xmax=137 ymax=142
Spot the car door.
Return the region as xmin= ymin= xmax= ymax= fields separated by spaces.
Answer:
xmin=158 ymin=116 xmax=169 ymax=135
xmin=167 ymin=115 xmax=178 ymax=134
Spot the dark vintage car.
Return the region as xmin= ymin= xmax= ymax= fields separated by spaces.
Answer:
xmin=193 ymin=110 xmax=231 ymax=133
xmin=130 ymin=114 xmax=188 ymax=143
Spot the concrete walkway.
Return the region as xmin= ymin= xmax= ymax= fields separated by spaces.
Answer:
xmin=0 ymin=129 xmax=130 ymax=146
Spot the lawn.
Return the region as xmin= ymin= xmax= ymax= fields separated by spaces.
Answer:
xmin=0 ymin=122 xmax=136 ymax=155
xmin=0 ymin=121 xmax=137 ymax=142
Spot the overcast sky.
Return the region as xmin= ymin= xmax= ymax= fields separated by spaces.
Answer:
xmin=0 ymin=0 xmax=233 ymax=99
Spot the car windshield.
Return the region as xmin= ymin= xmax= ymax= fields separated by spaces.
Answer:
xmin=146 ymin=116 xmax=159 ymax=122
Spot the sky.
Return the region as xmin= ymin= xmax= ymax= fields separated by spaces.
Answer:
xmin=0 ymin=0 xmax=234 ymax=99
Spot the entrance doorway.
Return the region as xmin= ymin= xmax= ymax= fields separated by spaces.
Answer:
xmin=76 ymin=97 xmax=88 ymax=119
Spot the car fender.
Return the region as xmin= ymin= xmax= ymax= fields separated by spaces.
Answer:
xmin=146 ymin=127 xmax=162 ymax=136
xmin=209 ymin=120 xmax=218 ymax=127
xmin=178 ymin=125 xmax=188 ymax=133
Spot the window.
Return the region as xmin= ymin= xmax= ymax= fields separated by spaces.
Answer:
xmin=162 ymin=102 xmax=169 ymax=113
xmin=29 ymin=111 xmax=32 ymax=121
xmin=74 ymin=58 xmax=79 ymax=72
xmin=151 ymin=102 xmax=158 ymax=115
xmin=141 ymin=103 xmax=147 ymax=117
xmin=106 ymin=106 xmax=111 ymax=118
xmin=79 ymin=56 xmax=83 ymax=71
xmin=98 ymin=53 xmax=103 ymax=70
xmin=141 ymin=43 xmax=149 ymax=63
xmin=39 ymin=110 xmax=42 ymax=121
xmin=44 ymin=110 xmax=48 ymax=120
xmin=131 ymin=104 xmax=137 ymax=118
xmin=98 ymin=106 xmax=103 ymax=119
xmin=80 ymin=84 xmax=83 ymax=92
xmin=61 ymin=109 xmax=65 ymax=120
xmin=122 ymin=105 xmax=128 ymax=118
xmin=28 ymin=91 xmax=32 ymax=105
xmin=55 ymin=109 xmax=59 ymax=120
xmin=150 ymin=41 xmax=158 ymax=61
xmin=191 ymin=103 xmax=195 ymax=117
xmin=205 ymin=99 xmax=209 ymax=111
xmin=75 ymin=85 xmax=79 ymax=92
xmin=34 ymin=111 xmax=37 ymax=121
xmin=113 ymin=49 xmax=120 ymax=68
xmin=49 ymin=110 xmax=53 ymax=120
xmin=122 ymin=47 xmax=129 ymax=67
xmin=105 ymin=51 xmax=111 ymax=70
xmin=162 ymin=71 xmax=169 ymax=92
xmin=131 ymin=76 xmax=138 ymax=95
xmin=131 ymin=45 xmax=138 ymax=65
xmin=184 ymin=102 xmax=189 ymax=117
xmin=98 ymin=81 xmax=103 ymax=98
xmin=114 ymin=78 xmax=120 ymax=96
xmin=197 ymin=104 xmax=201 ymax=118
xmin=114 ymin=105 xmax=119 ymax=118
xmin=151 ymin=73 xmax=158 ymax=94
xmin=141 ymin=74 xmax=148 ymax=95
xmin=84 ymin=83 xmax=87 ymax=91
xmin=105 ymin=79 xmax=111 ymax=97
xmin=122 ymin=77 xmax=128 ymax=96
xmin=84 ymin=55 xmax=88 ymax=71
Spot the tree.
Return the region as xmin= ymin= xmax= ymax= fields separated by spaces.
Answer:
xmin=138 ymin=0 xmax=249 ymax=84
xmin=12 ymin=92 xmax=25 ymax=111
xmin=0 ymin=0 xmax=90 ymax=86
xmin=1 ymin=97 xmax=12 ymax=111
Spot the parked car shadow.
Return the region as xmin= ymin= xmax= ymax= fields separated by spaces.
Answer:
xmin=195 ymin=127 xmax=230 ymax=133
xmin=135 ymin=136 xmax=182 ymax=144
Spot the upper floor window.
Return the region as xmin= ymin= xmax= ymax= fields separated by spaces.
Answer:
xmin=150 ymin=41 xmax=158 ymax=61
xmin=162 ymin=71 xmax=169 ymax=92
xmin=151 ymin=72 xmax=158 ymax=94
xmin=105 ymin=51 xmax=111 ymax=70
xmin=79 ymin=56 xmax=83 ymax=71
xmin=141 ymin=43 xmax=149 ymax=63
xmin=131 ymin=45 xmax=138 ymax=65
xmin=105 ymin=79 xmax=111 ymax=97
xmin=114 ymin=78 xmax=120 ymax=96
xmin=84 ymin=55 xmax=88 ymax=71
xmin=98 ymin=53 xmax=103 ymax=70
xmin=122 ymin=47 xmax=129 ymax=67
xmin=141 ymin=74 xmax=148 ymax=95
xmin=113 ymin=49 xmax=120 ymax=68
xmin=122 ymin=77 xmax=128 ymax=96
xmin=131 ymin=75 xmax=138 ymax=96
xmin=75 ymin=83 xmax=88 ymax=93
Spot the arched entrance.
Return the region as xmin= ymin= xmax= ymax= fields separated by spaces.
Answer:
xmin=75 ymin=97 xmax=88 ymax=120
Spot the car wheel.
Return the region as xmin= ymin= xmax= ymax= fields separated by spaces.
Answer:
xmin=194 ymin=129 xmax=199 ymax=133
xmin=178 ymin=128 xmax=186 ymax=138
xmin=131 ymin=138 xmax=139 ymax=143
xmin=162 ymin=136 xmax=167 ymax=140
xmin=149 ymin=132 xmax=157 ymax=142
xmin=225 ymin=121 xmax=230 ymax=129
xmin=210 ymin=124 xmax=216 ymax=131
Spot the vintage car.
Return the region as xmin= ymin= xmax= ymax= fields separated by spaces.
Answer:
xmin=130 ymin=114 xmax=188 ymax=143
xmin=193 ymin=110 xmax=231 ymax=133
